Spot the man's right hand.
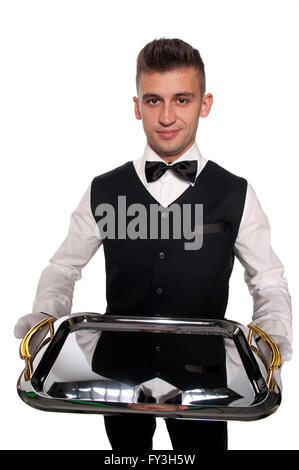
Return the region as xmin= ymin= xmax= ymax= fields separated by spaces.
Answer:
xmin=14 ymin=312 xmax=54 ymax=356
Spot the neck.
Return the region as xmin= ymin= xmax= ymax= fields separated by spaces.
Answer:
xmin=149 ymin=140 xmax=195 ymax=163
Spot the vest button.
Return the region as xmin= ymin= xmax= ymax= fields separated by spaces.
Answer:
xmin=156 ymin=287 xmax=163 ymax=295
xmin=159 ymin=251 xmax=165 ymax=259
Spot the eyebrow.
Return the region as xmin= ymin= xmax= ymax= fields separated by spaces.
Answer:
xmin=142 ymin=92 xmax=195 ymax=100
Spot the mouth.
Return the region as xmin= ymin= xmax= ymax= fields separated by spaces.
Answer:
xmin=156 ymin=129 xmax=181 ymax=140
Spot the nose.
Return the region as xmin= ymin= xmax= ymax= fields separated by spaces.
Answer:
xmin=159 ymin=102 xmax=176 ymax=126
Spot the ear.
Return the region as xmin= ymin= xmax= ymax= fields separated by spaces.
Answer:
xmin=133 ymin=96 xmax=142 ymax=120
xmin=200 ymin=93 xmax=213 ymax=118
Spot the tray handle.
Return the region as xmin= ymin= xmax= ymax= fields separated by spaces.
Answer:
xmin=247 ymin=324 xmax=282 ymax=391
xmin=19 ymin=317 xmax=56 ymax=381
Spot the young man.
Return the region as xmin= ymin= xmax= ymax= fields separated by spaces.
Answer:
xmin=15 ymin=38 xmax=292 ymax=451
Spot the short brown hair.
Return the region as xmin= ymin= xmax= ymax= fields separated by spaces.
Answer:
xmin=136 ymin=38 xmax=206 ymax=95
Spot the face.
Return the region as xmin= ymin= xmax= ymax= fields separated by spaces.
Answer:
xmin=133 ymin=66 xmax=213 ymax=162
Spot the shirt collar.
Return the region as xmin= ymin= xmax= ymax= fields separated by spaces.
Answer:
xmin=140 ymin=141 xmax=207 ymax=187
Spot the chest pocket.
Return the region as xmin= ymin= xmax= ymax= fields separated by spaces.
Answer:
xmin=203 ymin=219 xmax=233 ymax=234
xmin=193 ymin=218 xmax=233 ymax=235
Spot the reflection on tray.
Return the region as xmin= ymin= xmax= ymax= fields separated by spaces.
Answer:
xmin=48 ymin=379 xmax=244 ymax=407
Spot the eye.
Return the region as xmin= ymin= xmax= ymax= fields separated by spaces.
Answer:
xmin=147 ymin=98 xmax=159 ymax=104
xmin=177 ymin=98 xmax=188 ymax=104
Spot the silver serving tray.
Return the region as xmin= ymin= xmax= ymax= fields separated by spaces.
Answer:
xmin=17 ymin=313 xmax=282 ymax=421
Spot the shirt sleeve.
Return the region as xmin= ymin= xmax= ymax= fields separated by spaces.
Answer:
xmin=32 ymin=183 xmax=102 ymax=318
xmin=233 ymin=183 xmax=292 ymax=361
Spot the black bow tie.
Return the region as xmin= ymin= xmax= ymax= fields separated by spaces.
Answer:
xmin=145 ymin=160 xmax=198 ymax=184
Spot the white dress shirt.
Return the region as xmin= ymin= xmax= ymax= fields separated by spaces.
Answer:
xmin=32 ymin=141 xmax=293 ymax=372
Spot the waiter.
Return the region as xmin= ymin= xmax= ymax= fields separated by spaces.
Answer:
xmin=14 ymin=38 xmax=292 ymax=451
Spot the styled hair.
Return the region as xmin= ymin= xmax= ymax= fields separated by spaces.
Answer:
xmin=136 ymin=38 xmax=206 ymax=95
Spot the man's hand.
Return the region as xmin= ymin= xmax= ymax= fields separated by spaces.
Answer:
xmin=14 ymin=312 xmax=54 ymax=356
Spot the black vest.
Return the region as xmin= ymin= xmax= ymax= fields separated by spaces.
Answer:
xmin=91 ymin=160 xmax=247 ymax=389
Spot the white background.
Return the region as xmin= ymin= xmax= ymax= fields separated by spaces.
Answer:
xmin=1 ymin=0 xmax=298 ymax=450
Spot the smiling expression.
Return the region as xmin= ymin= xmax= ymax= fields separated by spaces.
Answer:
xmin=133 ymin=66 xmax=213 ymax=162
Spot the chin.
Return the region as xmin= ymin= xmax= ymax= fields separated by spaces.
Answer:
xmin=151 ymin=140 xmax=185 ymax=157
